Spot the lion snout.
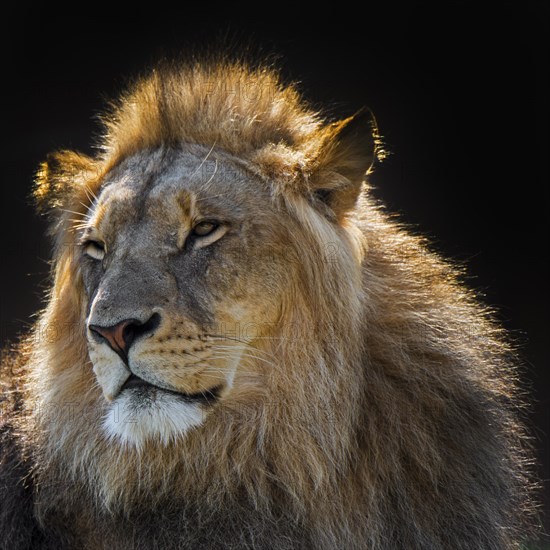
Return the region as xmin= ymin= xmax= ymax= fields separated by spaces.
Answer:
xmin=88 ymin=312 xmax=161 ymax=362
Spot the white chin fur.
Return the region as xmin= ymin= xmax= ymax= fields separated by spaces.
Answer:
xmin=102 ymin=390 xmax=205 ymax=448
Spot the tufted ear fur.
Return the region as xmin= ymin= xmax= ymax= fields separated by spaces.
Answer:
xmin=309 ymin=109 xmax=381 ymax=221
xmin=34 ymin=150 xmax=96 ymax=219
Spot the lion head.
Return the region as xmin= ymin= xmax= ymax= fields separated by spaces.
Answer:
xmin=8 ymin=60 xmax=533 ymax=548
xmin=33 ymin=63 xmax=376 ymax=455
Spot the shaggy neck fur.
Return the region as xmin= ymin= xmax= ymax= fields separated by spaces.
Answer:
xmin=22 ymin=200 xmax=535 ymax=548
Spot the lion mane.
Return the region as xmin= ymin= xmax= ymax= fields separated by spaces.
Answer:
xmin=0 ymin=60 xmax=537 ymax=549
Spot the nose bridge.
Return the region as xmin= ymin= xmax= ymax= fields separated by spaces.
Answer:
xmin=88 ymin=255 xmax=172 ymax=327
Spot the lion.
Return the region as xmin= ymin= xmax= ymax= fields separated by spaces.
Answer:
xmin=0 ymin=60 xmax=537 ymax=549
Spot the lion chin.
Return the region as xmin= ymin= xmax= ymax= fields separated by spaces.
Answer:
xmin=102 ymin=382 xmax=208 ymax=448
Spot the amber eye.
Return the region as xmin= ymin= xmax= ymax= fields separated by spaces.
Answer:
xmin=83 ymin=240 xmax=105 ymax=261
xmin=192 ymin=221 xmax=219 ymax=237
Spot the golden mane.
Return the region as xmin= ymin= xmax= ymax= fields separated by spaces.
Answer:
xmin=0 ymin=60 xmax=537 ymax=548
xmin=36 ymin=60 xmax=383 ymax=218
xmin=103 ymin=62 xmax=323 ymax=171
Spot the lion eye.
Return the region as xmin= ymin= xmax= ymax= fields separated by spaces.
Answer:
xmin=192 ymin=221 xmax=218 ymax=237
xmin=83 ymin=240 xmax=105 ymax=261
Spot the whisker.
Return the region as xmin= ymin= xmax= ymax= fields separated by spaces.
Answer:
xmin=208 ymin=349 xmax=279 ymax=370
xmin=78 ymin=201 xmax=95 ymax=214
xmin=203 ymin=334 xmax=249 ymax=344
xmin=212 ymin=343 xmax=276 ymax=359
xmin=189 ymin=141 xmax=217 ymax=179
xmin=59 ymin=208 xmax=92 ymax=219
xmin=194 ymin=192 xmax=230 ymax=203
xmin=68 ymin=218 xmax=90 ymax=228
xmin=83 ymin=184 xmax=99 ymax=203
xmin=202 ymin=158 xmax=219 ymax=189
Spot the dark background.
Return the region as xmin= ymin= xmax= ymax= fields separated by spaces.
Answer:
xmin=1 ymin=1 xmax=547 ymax=543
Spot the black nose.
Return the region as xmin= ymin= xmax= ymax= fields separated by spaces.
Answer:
xmin=89 ymin=313 xmax=161 ymax=360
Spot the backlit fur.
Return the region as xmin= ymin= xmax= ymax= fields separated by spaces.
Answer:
xmin=0 ymin=59 xmax=537 ymax=549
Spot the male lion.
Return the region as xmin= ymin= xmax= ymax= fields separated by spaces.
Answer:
xmin=0 ymin=61 xmax=536 ymax=549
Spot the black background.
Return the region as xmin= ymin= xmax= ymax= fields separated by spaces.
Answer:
xmin=1 ymin=1 xmax=547 ymax=542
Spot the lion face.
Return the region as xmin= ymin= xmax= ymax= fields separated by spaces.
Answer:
xmin=82 ymin=145 xmax=289 ymax=446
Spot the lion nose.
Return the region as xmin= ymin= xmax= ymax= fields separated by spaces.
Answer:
xmin=89 ymin=313 xmax=161 ymax=359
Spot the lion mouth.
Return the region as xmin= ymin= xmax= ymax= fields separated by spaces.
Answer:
xmin=121 ymin=373 xmax=222 ymax=405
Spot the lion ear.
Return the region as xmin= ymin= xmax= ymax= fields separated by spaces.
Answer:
xmin=309 ymin=109 xmax=381 ymax=220
xmin=34 ymin=150 xmax=95 ymax=218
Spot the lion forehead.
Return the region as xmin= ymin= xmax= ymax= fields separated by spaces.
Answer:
xmin=93 ymin=146 xmax=262 ymax=235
